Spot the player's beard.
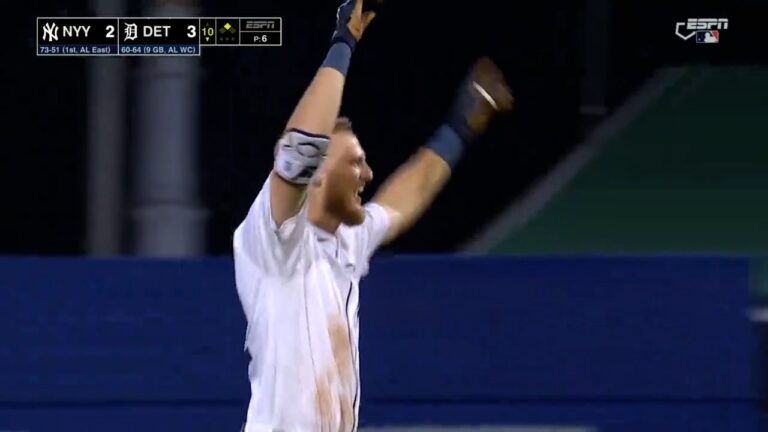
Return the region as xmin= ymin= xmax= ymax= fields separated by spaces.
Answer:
xmin=324 ymin=174 xmax=365 ymax=226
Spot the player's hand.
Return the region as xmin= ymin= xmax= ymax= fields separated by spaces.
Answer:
xmin=447 ymin=57 xmax=514 ymax=142
xmin=331 ymin=0 xmax=379 ymax=51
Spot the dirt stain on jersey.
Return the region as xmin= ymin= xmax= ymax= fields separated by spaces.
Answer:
xmin=314 ymin=375 xmax=332 ymax=431
xmin=329 ymin=316 xmax=352 ymax=376
xmin=311 ymin=315 xmax=354 ymax=431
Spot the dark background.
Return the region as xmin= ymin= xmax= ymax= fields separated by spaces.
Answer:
xmin=4 ymin=0 xmax=765 ymax=255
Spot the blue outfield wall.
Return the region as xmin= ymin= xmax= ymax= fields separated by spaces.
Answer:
xmin=0 ymin=256 xmax=764 ymax=431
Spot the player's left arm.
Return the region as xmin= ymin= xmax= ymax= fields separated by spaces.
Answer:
xmin=371 ymin=148 xmax=450 ymax=244
xmin=372 ymin=57 xmax=514 ymax=244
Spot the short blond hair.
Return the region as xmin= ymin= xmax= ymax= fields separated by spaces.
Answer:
xmin=333 ymin=117 xmax=354 ymax=134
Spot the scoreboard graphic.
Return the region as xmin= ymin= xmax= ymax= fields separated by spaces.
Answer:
xmin=37 ymin=17 xmax=282 ymax=56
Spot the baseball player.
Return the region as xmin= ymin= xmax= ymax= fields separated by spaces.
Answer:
xmin=232 ymin=1 xmax=513 ymax=430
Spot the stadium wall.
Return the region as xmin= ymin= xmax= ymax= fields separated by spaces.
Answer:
xmin=0 ymin=257 xmax=764 ymax=431
xmin=484 ymin=67 xmax=768 ymax=256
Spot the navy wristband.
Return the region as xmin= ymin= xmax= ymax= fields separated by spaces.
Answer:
xmin=321 ymin=42 xmax=352 ymax=76
xmin=424 ymin=124 xmax=466 ymax=168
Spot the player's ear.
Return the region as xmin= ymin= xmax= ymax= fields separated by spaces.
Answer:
xmin=310 ymin=171 xmax=324 ymax=188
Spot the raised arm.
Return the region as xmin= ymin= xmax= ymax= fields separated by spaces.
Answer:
xmin=270 ymin=0 xmax=376 ymax=227
xmin=373 ymin=58 xmax=514 ymax=244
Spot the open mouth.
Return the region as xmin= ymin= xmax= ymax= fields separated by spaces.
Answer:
xmin=354 ymin=185 xmax=364 ymax=203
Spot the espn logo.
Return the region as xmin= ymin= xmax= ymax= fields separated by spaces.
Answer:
xmin=675 ymin=18 xmax=728 ymax=42
xmin=244 ymin=20 xmax=276 ymax=30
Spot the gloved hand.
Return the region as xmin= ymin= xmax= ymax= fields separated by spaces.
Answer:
xmin=446 ymin=57 xmax=514 ymax=143
xmin=331 ymin=0 xmax=378 ymax=52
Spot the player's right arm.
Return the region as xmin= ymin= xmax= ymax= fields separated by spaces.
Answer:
xmin=269 ymin=0 xmax=376 ymax=227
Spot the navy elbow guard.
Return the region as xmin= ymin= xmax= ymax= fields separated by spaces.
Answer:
xmin=274 ymin=129 xmax=330 ymax=184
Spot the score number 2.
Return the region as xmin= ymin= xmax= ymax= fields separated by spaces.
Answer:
xmin=106 ymin=24 xmax=115 ymax=38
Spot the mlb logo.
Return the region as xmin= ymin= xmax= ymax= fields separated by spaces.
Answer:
xmin=696 ymin=30 xmax=719 ymax=43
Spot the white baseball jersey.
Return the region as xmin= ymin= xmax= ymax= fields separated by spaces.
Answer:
xmin=233 ymin=175 xmax=390 ymax=432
